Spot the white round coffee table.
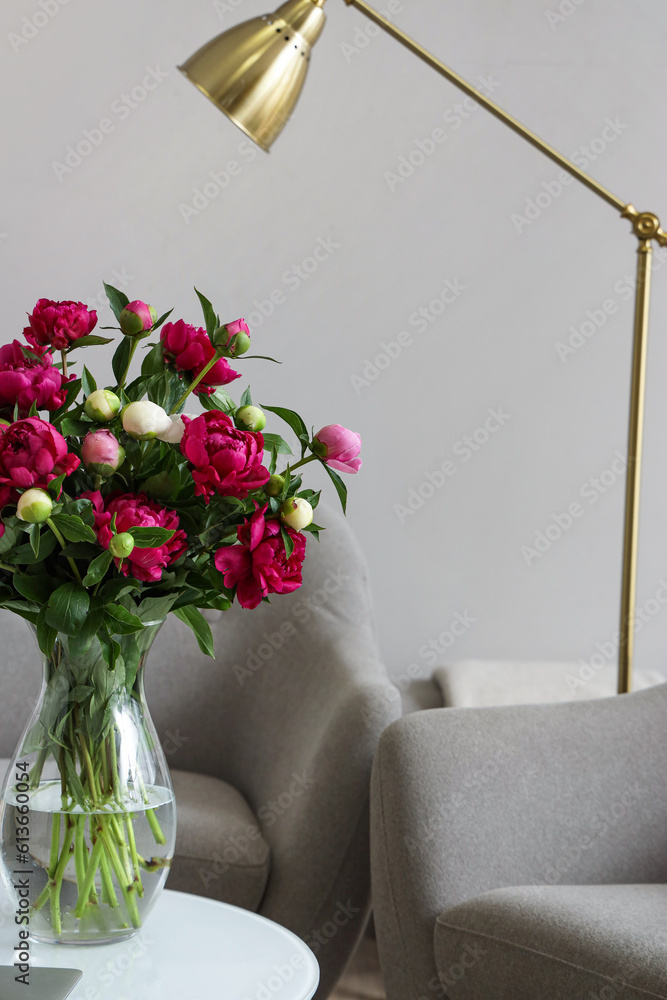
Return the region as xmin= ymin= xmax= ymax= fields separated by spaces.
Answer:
xmin=0 ymin=888 xmax=319 ymax=1000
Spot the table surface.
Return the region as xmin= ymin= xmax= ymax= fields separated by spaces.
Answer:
xmin=0 ymin=888 xmax=320 ymax=1000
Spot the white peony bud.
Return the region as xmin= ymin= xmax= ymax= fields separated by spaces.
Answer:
xmin=17 ymin=489 xmax=53 ymax=524
xmin=155 ymin=414 xmax=194 ymax=444
xmin=279 ymin=497 xmax=313 ymax=531
xmin=122 ymin=401 xmax=172 ymax=441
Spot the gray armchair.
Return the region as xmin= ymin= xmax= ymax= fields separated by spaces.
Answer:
xmin=370 ymin=684 xmax=667 ymax=999
xmin=0 ymin=502 xmax=399 ymax=999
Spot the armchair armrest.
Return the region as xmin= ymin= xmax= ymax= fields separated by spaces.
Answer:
xmin=371 ymin=684 xmax=667 ymax=1000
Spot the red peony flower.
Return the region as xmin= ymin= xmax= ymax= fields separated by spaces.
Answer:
xmin=24 ymin=299 xmax=98 ymax=352
xmin=160 ymin=320 xmax=240 ymax=395
xmin=312 ymin=424 xmax=362 ymax=474
xmin=85 ymin=491 xmax=188 ymax=583
xmin=214 ymin=506 xmax=306 ymax=609
xmin=0 ymin=341 xmax=70 ymax=415
xmin=180 ymin=410 xmax=269 ymax=501
xmin=0 ymin=418 xmax=79 ymax=497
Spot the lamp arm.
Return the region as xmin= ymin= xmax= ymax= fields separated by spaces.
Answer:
xmin=344 ymin=0 xmax=632 ymax=213
xmin=343 ymin=0 xmax=667 ymax=695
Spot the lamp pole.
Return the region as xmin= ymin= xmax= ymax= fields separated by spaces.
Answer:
xmin=342 ymin=0 xmax=667 ymax=695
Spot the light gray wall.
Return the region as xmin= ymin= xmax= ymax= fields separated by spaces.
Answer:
xmin=2 ymin=0 xmax=667 ymax=683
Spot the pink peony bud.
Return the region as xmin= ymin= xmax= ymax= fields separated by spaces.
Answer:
xmin=119 ymin=300 xmax=158 ymax=337
xmin=213 ymin=318 xmax=251 ymax=357
xmin=312 ymin=424 xmax=362 ymax=474
xmin=81 ymin=430 xmax=125 ymax=477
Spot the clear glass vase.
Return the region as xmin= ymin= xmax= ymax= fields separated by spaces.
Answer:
xmin=0 ymin=621 xmax=175 ymax=945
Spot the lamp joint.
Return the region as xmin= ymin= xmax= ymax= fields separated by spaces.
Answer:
xmin=622 ymin=205 xmax=667 ymax=247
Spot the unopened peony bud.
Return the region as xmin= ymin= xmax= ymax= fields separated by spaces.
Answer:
xmin=213 ymin=318 xmax=251 ymax=357
xmin=265 ymin=474 xmax=284 ymax=497
xmin=81 ymin=430 xmax=125 ymax=477
xmin=122 ymin=401 xmax=172 ymax=440
xmin=279 ymin=497 xmax=313 ymax=531
xmin=85 ymin=389 xmax=122 ymax=423
xmin=109 ymin=532 xmax=135 ymax=558
xmin=235 ymin=405 xmax=266 ymax=432
xmin=119 ymin=300 xmax=158 ymax=337
xmin=17 ymin=488 xmax=53 ymax=523
xmin=156 ymin=414 xmax=191 ymax=444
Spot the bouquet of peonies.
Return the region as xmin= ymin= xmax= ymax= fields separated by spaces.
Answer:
xmin=0 ymin=284 xmax=361 ymax=941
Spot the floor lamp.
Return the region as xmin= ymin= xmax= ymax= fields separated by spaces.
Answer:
xmin=178 ymin=0 xmax=666 ymax=695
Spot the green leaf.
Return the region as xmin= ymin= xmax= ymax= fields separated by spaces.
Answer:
xmin=45 ymin=583 xmax=90 ymax=637
xmin=104 ymin=283 xmax=130 ymax=322
xmin=323 ymin=463 xmax=348 ymax=514
xmin=137 ymin=593 xmax=179 ymax=623
xmin=240 ymin=386 xmax=252 ymax=407
xmin=81 ymin=366 xmax=97 ymax=396
xmin=173 ymin=605 xmax=215 ymax=658
xmin=67 ymin=335 xmax=114 ymax=350
xmin=194 ymin=288 xmax=218 ymax=339
xmin=14 ymin=573 xmax=55 ymax=604
xmin=49 ymin=513 xmax=97 ymax=544
xmin=0 ymin=524 xmax=18 ymax=555
xmin=62 ymin=498 xmax=95 ymax=525
xmin=0 ymin=600 xmax=39 ymax=624
xmin=36 ymin=605 xmax=58 ymax=656
xmin=98 ymin=577 xmax=141 ymax=603
xmin=261 ymin=405 xmax=309 ymax=444
xmin=280 ymin=525 xmax=294 ymax=560
xmin=198 ymin=388 xmax=236 ymax=416
xmin=27 ymin=523 xmax=41 ymax=558
xmin=47 ymin=473 xmax=67 ymax=498
xmin=62 ymin=542 xmax=99 ymax=560
xmin=8 ymin=532 xmax=58 ymax=565
xmin=152 ymin=308 xmax=174 ymax=333
xmin=104 ymin=603 xmax=145 ymax=635
xmin=82 ymin=549 xmax=114 ymax=588
xmin=262 ymin=432 xmax=292 ymax=455
xmin=127 ymin=526 xmax=176 ymax=547
xmin=141 ymin=341 xmax=166 ymax=377
xmin=58 ymin=418 xmax=90 ymax=438
xmin=112 ymin=337 xmax=133 ymax=386
xmin=51 ymin=379 xmax=82 ymax=419
xmin=243 ymin=354 xmax=282 ymax=364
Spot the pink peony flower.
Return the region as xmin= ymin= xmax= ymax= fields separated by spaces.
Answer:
xmin=160 ymin=319 xmax=240 ymax=395
xmin=180 ymin=410 xmax=269 ymax=502
xmin=0 ymin=340 xmax=70 ymax=414
xmin=313 ymin=424 xmax=362 ymax=474
xmin=85 ymin=491 xmax=187 ymax=583
xmin=24 ymin=299 xmax=98 ymax=352
xmin=0 ymin=418 xmax=79 ymax=494
xmin=214 ymin=506 xmax=306 ymax=609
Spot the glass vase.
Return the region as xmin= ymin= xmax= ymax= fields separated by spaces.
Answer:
xmin=0 ymin=621 xmax=175 ymax=945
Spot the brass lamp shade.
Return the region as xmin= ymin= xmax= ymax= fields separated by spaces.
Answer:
xmin=178 ymin=0 xmax=325 ymax=151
